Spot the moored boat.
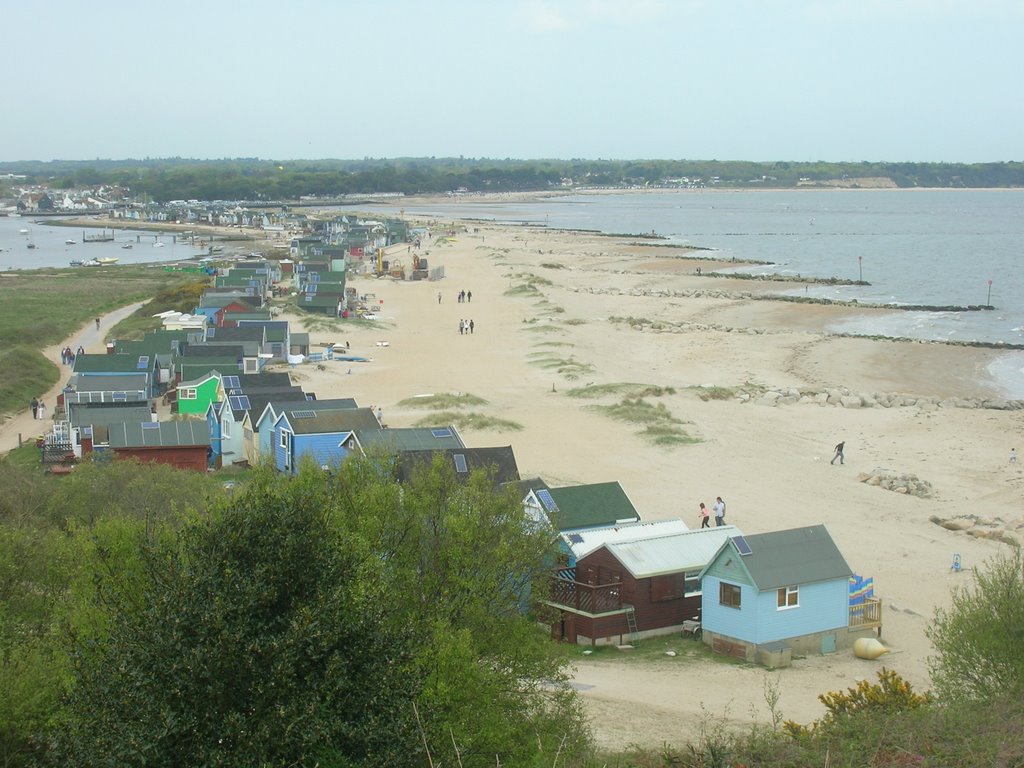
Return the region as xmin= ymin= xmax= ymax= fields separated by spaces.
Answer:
xmin=121 ymin=243 xmax=134 ymax=249
xmin=95 ymin=256 xmax=119 ymax=265
xmin=65 ymin=239 xmax=76 ymax=245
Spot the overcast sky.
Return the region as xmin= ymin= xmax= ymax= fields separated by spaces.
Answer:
xmin=4 ymin=0 xmax=1021 ymax=163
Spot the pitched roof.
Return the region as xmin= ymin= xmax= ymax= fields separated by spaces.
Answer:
xmin=395 ymin=446 xmax=520 ymax=486
xmin=108 ymin=420 xmax=211 ymax=449
xmin=600 ymin=525 xmax=743 ymax=578
xmin=284 ymin=407 xmax=380 ymax=435
xmin=356 ymin=426 xmax=465 ymax=452
xmin=563 ymin=518 xmax=690 ymax=561
xmin=547 ymin=481 xmax=641 ymax=531
xmin=72 ymin=354 xmax=155 ymax=374
xmin=205 ymin=326 xmax=267 ymax=343
xmin=67 ymin=404 xmax=153 ymax=435
xmin=68 ymin=373 xmax=148 ymax=392
xmin=736 ymin=525 xmax=853 ymax=590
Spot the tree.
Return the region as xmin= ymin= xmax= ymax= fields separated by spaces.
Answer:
xmin=49 ymin=468 xmax=421 ymax=768
xmin=927 ymin=548 xmax=1024 ymax=702
xmin=329 ymin=454 xmax=591 ymax=766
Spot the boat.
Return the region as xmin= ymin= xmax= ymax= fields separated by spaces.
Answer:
xmin=65 ymin=239 xmax=76 ymax=245
xmin=153 ymin=242 xmax=165 ymax=248
xmin=121 ymin=243 xmax=133 ymax=249
xmin=70 ymin=259 xmax=87 ymax=267
xmin=95 ymin=257 xmax=118 ymax=265
xmin=27 ymin=242 xmax=36 ymax=249
xmin=19 ymin=228 xmax=29 ymax=235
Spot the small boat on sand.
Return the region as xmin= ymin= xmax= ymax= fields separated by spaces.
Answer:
xmin=95 ymin=257 xmax=118 ymax=265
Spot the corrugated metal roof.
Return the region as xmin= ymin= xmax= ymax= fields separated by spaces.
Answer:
xmin=602 ymin=525 xmax=743 ymax=578
xmin=70 ymin=373 xmax=148 ymax=392
xmin=563 ymin=518 xmax=690 ymax=560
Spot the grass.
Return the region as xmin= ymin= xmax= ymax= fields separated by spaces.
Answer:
xmin=533 ymin=341 xmax=574 ymax=348
xmin=0 ymin=266 xmax=197 ymax=418
xmin=505 ymin=283 xmax=543 ymax=297
xmin=413 ymin=411 xmax=523 ymax=432
xmin=527 ymin=355 xmax=596 ymax=381
xmin=566 ymin=383 xmax=676 ymax=400
xmin=587 ymin=398 xmax=699 ymax=446
xmin=108 ymin=280 xmax=209 ymax=341
xmin=692 ymin=385 xmax=736 ymax=401
xmin=299 ymin=312 xmax=391 ymax=333
xmin=397 ymin=392 xmax=488 ymax=410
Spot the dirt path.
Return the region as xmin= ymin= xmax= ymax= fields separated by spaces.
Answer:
xmin=0 ymin=302 xmax=146 ymax=454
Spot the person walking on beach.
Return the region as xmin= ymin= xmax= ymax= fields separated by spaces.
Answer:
xmin=459 ymin=319 xmax=464 ymax=335
xmin=30 ymin=396 xmax=38 ymax=419
xmin=469 ymin=319 xmax=475 ymax=334
xmin=37 ymin=400 xmax=46 ymax=421
xmin=831 ymin=440 xmax=845 ymax=465
xmin=95 ymin=317 xmax=100 ymax=330
xmin=699 ymin=502 xmax=710 ymax=529
xmin=437 ymin=291 xmax=442 ymax=304
xmin=1011 ymin=448 xmax=1018 ymax=463
xmin=467 ymin=290 xmax=472 ymax=303
xmin=713 ymin=496 xmax=726 ymax=526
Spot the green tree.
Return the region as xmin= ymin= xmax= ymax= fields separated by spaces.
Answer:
xmin=49 ymin=468 xmax=421 ymax=768
xmin=331 ymin=454 xmax=591 ymax=766
xmin=927 ymin=548 xmax=1024 ymax=702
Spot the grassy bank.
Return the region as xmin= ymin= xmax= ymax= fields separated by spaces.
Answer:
xmin=0 ymin=266 xmax=199 ymax=417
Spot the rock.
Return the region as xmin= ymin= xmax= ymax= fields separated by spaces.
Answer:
xmin=940 ymin=519 xmax=975 ymax=531
xmin=840 ymin=395 xmax=862 ymax=408
xmin=857 ymin=472 xmax=872 ymax=483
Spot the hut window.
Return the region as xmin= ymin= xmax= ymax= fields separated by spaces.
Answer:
xmin=651 ymin=573 xmax=685 ymax=602
xmin=777 ymin=586 xmax=799 ymax=609
xmin=180 ymin=388 xmax=197 ymax=400
xmin=719 ymin=582 xmax=741 ymax=609
xmin=684 ymin=570 xmax=701 ymax=596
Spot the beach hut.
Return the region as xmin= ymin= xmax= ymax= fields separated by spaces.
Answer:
xmin=698 ymin=525 xmax=881 ymax=667
xmin=546 ymin=524 xmax=740 ymax=646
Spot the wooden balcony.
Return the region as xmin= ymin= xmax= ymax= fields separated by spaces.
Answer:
xmin=548 ymin=577 xmax=623 ymax=615
xmin=848 ymin=597 xmax=883 ymax=633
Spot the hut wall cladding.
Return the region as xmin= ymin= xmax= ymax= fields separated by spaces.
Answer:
xmin=576 ymin=547 xmax=703 ymax=633
xmin=113 ymin=446 xmax=209 ymax=472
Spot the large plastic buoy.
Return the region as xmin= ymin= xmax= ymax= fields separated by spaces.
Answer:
xmin=853 ymin=637 xmax=889 ymax=660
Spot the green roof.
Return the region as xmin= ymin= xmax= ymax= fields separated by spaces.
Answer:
xmin=72 ymin=354 xmax=155 ymax=374
xmin=547 ymin=481 xmax=641 ymax=531
xmin=285 ymin=407 xmax=380 ymax=435
xmin=729 ymin=525 xmax=852 ymax=591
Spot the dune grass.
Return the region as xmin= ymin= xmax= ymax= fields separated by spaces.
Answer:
xmin=413 ymin=411 xmax=523 ymax=432
xmin=566 ymin=383 xmax=676 ymax=400
xmin=527 ymin=354 xmax=595 ymax=381
xmin=0 ymin=266 xmax=199 ymax=419
xmin=587 ymin=397 xmax=698 ymax=446
xmin=397 ymin=392 xmax=488 ymax=410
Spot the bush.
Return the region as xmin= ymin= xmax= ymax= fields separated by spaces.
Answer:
xmin=927 ymin=548 xmax=1024 ymax=702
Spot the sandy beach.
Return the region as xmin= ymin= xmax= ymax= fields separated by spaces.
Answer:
xmin=279 ymin=218 xmax=1023 ymax=749
xmin=5 ymin=213 xmax=1023 ymax=750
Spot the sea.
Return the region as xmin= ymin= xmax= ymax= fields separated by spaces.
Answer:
xmin=356 ymin=188 xmax=1024 ymax=398
xmin=0 ymin=215 xmax=210 ymax=270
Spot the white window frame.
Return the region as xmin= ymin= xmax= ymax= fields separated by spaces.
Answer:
xmin=777 ymin=585 xmax=800 ymax=610
xmin=180 ymin=387 xmax=197 ymax=400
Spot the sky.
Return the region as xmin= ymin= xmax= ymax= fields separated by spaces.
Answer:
xmin=3 ymin=0 xmax=1022 ymax=163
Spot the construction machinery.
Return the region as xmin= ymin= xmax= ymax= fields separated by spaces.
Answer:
xmin=388 ymin=259 xmax=406 ymax=280
xmin=411 ymin=253 xmax=429 ymax=281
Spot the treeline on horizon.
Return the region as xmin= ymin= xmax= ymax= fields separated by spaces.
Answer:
xmin=2 ymin=157 xmax=1024 ymax=203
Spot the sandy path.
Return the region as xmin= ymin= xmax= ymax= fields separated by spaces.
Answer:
xmin=0 ymin=302 xmax=145 ymax=453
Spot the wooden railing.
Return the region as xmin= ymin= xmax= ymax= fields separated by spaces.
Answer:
xmin=848 ymin=597 xmax=882 ymax=630
xmin=549 ymin=577 xmax=623 ymax=614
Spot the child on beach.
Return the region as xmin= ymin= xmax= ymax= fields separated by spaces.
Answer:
xmin=698 ymin=502 xmax=710 ymax=528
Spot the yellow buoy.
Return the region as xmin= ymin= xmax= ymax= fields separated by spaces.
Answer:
xmin=853 ymin=637 xmax=890 ymax=660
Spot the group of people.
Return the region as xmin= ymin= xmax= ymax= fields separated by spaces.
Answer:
xmin=457 ymin=289 xmax=472 ymax=303
xmin=698 ymin=496 xmax=727 ymax=528
xmin=60 ymin=345 xmax=85 ymax=366
xmin=30 ymin=397 xmax=47 ymax=421
xmin=459 ymin=319 xmax=475 ymax=335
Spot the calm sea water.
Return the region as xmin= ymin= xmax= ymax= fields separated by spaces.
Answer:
xmin=361 ymin=189 xmax=1024 ymax=397
xmin=0 ymin=216 xmax=209 ymax=269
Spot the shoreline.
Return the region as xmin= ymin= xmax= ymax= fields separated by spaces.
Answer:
xmin=8 ymin=214 xmax=1023 ymax=749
